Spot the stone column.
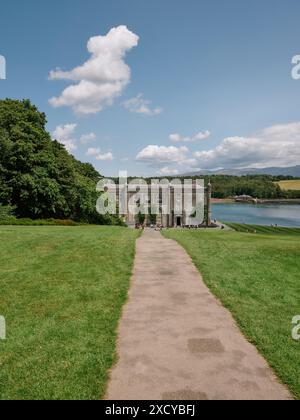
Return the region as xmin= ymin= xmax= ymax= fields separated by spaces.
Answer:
xmin=206 ymin=181 xmax=212 ymax=227
xmin=157 ymin=211 xmax=162 ymax=226
xmin=144 ymin=213 xmax=149 ymax=227
xmin=162 ymin=214 xmax=169 ymax=228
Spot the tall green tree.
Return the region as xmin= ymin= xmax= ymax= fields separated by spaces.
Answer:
xmin=0 ymin=99 xmax=121 ymax=224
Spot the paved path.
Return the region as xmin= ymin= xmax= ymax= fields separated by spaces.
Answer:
xmin=106 ymin=230 xmax=291 ymax=400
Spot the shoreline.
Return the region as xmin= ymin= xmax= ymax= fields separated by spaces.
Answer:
xmin=211 ymin=198 xmax=235 ymax=204
xmin=212 ymin=198 xmax=300 ymax=205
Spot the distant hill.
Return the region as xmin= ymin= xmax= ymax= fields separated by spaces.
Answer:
xmin=183 ymin=166 xmax=300 ymax=177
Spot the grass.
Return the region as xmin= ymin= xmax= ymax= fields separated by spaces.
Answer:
xmin=163 ymin=228 xmax=300 ymax=399
xmin=277 ymin=180 xmax=300 ymax=191
xmin=0 ymin=226 xmax=140 ymax=400
xmin=226 ymin=222 xmax=300 ymax=236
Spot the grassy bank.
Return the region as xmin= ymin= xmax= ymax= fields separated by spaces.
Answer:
xmin=163 ymin=228 xmax=300 ymax=399
xmin=0 ymin=226 xmax=139 ymax=400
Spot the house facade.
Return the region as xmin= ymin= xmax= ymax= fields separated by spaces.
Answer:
xmin=119 ymin=181 xmax=213 ymax=228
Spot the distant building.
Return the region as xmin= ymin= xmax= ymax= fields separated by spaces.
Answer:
xmin=116 ymin=181 xmax=213 ymax=228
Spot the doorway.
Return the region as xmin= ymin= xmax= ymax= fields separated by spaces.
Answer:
xmin=176 ymin=217 xmax=182 ymax=227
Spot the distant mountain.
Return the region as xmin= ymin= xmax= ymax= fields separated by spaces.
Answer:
xmin=183 ymin=166 xmax=300 ymax=177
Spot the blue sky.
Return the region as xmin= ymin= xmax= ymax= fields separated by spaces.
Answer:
xmin=1 ymin=0 xmax=300 ymax=176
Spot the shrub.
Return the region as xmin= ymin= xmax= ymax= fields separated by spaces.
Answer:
xmin=0 ymin=205 xmax=16 ymax=221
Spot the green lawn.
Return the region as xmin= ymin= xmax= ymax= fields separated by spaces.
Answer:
xmin=0 ymin=226 xmax=140 ymax=400
xmin=226 ymin=222 xmax=300 ymax=236
xmin=163 ymin=228 xmax=300 ymax=399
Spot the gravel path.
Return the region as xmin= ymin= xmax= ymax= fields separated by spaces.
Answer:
xmin=106 ymin=229 xmax=291 ymax=400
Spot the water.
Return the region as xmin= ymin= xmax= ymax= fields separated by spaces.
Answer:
xmin=212 ymin=203 xmax=300 ymax=227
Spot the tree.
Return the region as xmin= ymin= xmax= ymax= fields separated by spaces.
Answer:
xmin=0 ymin=99 xmax=122 ymax=224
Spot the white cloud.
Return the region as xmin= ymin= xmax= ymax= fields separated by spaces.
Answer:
xmin=86 ymin=147 xmax=114 ymax=161
xmin=96 ymin=152 xmax=114 ymax=161
xmin=80 ymin=132 xmax=96 ymax=144
xmin=123 ymin=93 xmax=162 ymax=116
xmin=86 ymin=148 xmax=100 ymax=157
xmin=170 ymin=130 xmax=211 ymax=143
xmin=136 ymin=145 xmax=201 ymax=176
xmin=157 ymin=167 xmax=180 ymax=176
xmin=52 ymin=123 xmax=77 ymax=152
xmin=178 ymin=158 xmax=199 ymax=167
xmin=194 ymin=122 xmax=300 ymax=169
xmin=136 ymin=145 xmax=189 ymax=163
xmin=194 ymin=131 xmax=211 ymax=141
xmin=49 ymin=25 xmax=139 ymax=115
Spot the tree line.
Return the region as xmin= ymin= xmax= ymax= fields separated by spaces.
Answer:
xmin=127 ymin=175 xmax=300 ymax=199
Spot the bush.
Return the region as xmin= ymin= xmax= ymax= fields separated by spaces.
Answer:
xmin=0 ymin=205 xmax=16 ymax=221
